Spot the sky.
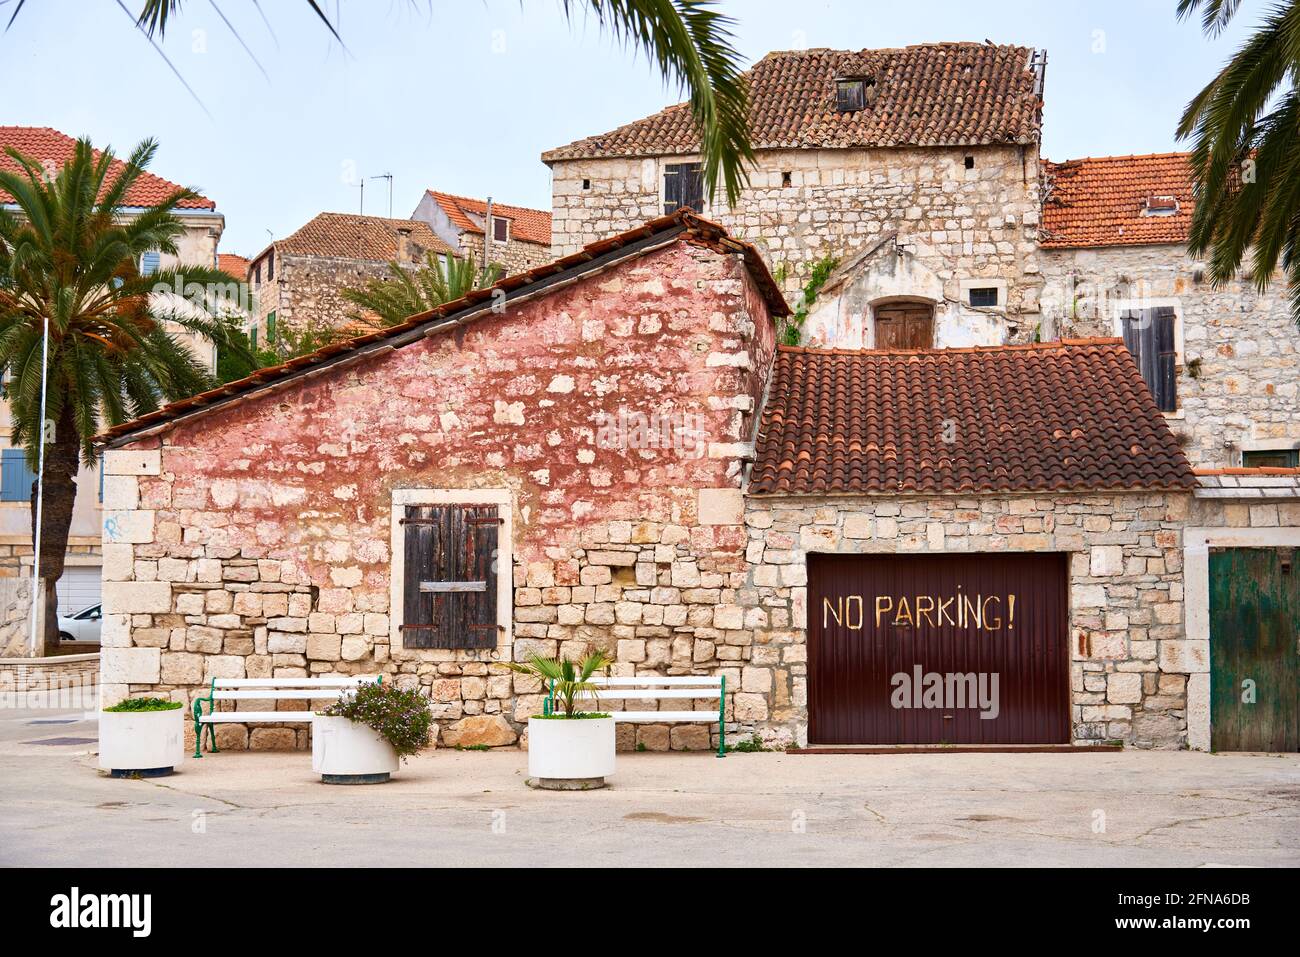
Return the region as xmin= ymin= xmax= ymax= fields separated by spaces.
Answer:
xmin=0 ymin=0 xmax=1259 ymax=256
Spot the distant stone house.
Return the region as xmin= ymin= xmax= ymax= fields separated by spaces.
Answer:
xmin=0 ymin=126 xmax=226 ymax=654
xmin=94 ymin=211 xmax=1264 ymax=753
xmin=411 ymin=191 xmax=553 ymax=275
xmin=247 ymin=213 xmax=455 ymax=345
xmin=544 ymin=44 xmax=1048 ymax=347
xmin=1039 ymin=152 xmax=1300 ymax=472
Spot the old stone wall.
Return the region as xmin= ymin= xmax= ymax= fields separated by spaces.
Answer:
xmin=551 ymin=145 xmax=1044 ymax=337
xmin=100 ymin=241 xmax=777 ymax=752
xmin=1041 ymin=244 xmax=1300 ymax=470
xmin=740 ymin=492 xmax=1194 ymax=749
xmin=458 ymin=231 xmax=552 ymax=277
xmin=253 ymin=253 xmax=402 ymax=340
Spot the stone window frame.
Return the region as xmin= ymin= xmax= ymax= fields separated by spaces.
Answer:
xmin=1110 ymin=296 xmax=1185 ymax=418
xmin=1182 ymin=525 xmax=1300 ymax=751
xmin=958 ymin=278 xmax=1007 ymax=312
xmin=387 ymin=488 xmax=514 ymax=662
xmin=1238 ymin=438 xmax=1300 ymax=469
xmin=659 ymin=156 xmax=710 ymax=217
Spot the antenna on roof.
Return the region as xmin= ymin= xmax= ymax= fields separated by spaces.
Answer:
xmin=369 ymin=173 xmax=393 ymax=218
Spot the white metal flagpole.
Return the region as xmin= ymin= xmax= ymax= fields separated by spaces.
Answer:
xmin=28 ymin=315 xmax=49 ymax=656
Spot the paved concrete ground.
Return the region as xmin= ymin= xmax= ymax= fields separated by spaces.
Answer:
xmin=1 ymin=707 xmax=1297 ymax=867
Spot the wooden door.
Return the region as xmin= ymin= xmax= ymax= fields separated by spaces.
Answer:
xmin=1209 ymin=547 xmax=1300 ymax=751
xmin=874 ymin=305 xmax=934 ymax=349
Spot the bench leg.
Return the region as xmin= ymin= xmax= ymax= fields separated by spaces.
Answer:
xmin=716 ymin=676 xmax=726 ymax=758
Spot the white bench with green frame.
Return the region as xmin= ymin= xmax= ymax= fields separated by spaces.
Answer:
xmin=547 ymin=674 xmax=728 ymax=757
xmin=191 ymin=675 xmax=382 ymax=758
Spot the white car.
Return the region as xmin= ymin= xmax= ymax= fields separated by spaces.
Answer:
xmin=57 ymin=603 xmax=102 ymax=643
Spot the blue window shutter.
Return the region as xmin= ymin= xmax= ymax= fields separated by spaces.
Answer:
xmin=0 ymin=448 xmax=35 ymax=502
xmin=141 ymin=251 xmax=161 ymax=276
xmin=98 ymin=455 xmax=105 ymax=503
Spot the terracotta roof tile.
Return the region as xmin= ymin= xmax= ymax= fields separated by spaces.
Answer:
xmin=750 ymin=340 xmax=1196 ymax=495
xmin=425 ymin=191 xmax=551 ymax=246
xmin=96 ymin=210 xmax=788 ymax=448
xmin=269 ymin=212 xmax=454 ymax=261
xmin=0 ymin=126 xmax=215 ymax=210
xmin=217 ymin=253 xmax=249 ymax=279
xmin=1042 ymin=153 xmax=1192 ymax=248
xmin=544 ymin=43 xmax=1042 ymax=162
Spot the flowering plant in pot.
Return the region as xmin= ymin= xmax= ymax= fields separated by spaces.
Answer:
xmin=315 ymin=681 xmax=433 ymax=785
xmin=506 ymin=650 xmax=615 ymax=790
xmin=100 ymin=697 xmax=185 ymax=778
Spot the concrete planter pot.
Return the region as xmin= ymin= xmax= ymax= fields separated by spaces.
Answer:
xmin=526 ymin=715 xmax=615 ymax=790
xmin=312 ymin=715 xmax=399 ymax=784
xmin=99 ymin=707 xmax=185 ymax=777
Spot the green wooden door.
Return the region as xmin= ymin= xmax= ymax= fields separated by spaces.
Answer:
xmin=1209 ymin=548 xmax=1299 ymax=752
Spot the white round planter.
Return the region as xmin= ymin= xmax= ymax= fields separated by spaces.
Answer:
xmin=312 ymin=715 xmax=399 ymax=784
xmin=99 ymin=706 xmax=185 ymax=778
xmin=527 ymin=715 xmax=615 ymax=790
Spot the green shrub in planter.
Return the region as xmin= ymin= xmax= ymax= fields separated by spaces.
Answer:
xmin=321 ymin=682 xmax=433 ymax=760
xmin=104 ymin=698 xmax=183 ymax=713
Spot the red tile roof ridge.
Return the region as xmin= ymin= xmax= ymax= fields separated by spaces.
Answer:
xmin=775 ymin=337 xmax=1124 ymax=357
xmin=1045 ymin=151 xmax=1192 ymax=166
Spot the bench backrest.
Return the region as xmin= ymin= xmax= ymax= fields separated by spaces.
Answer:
xmin=210 ymin=675 xmax=381 ymax=701
xmin=579 ymin=676 xmax=724 ymax=700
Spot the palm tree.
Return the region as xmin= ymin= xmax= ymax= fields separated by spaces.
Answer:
xmin=0 ymin=137 xmax=251 ymax=653
xmin=342 ymin=253 xmax=504 ymax=328
xmin=121 ymin=0 xmax=754 ymax=206
xmin=1177 ymin=0 xmax=1300 ymax=322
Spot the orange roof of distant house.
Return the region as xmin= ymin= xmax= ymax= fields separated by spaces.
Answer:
xmin=1042 ymin=152 xmax=1193 ymax=249
xmin=217 ymin=253 xmax=249 ymax=279
xmin=0 ymin=126 xmax=216 ymax=210
xmin=544 ymin=43 xmax=1042 ymax=162
xmin=265 ymin=212 xmax=454 ymax=262
xmin=424 ymin=191 xmax=552 ymax=246
xmin=750 ymin=339 xmax=1196 ymax=495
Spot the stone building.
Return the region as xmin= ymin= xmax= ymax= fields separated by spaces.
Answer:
xmin=247 ymin=213 xmax=455 ymax=344
xmin=93 ymin=211 xmax=1276 ymax=754
xmin=411 ymin=191 xmax=553 ymax=276
xmin=1039 ymin=151 xmax=1300 ymax=472
xmin=0 ymin=126 xmax=226 ymax=655
xmin=544 ymin=44 xmax=1048 ymax=346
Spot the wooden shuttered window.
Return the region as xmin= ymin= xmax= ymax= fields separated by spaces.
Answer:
xmin=663 ymin=162 xmax=704 ymax=214
xmin=1121 ymin=306 xmax=1178 ymax=412
xmin=401 ymin=504 xmax=499 ymax=649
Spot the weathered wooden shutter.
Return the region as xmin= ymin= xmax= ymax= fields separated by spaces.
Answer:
xmin=1121 ymin=307 xmax=1177 ymax=412
xmin=401 ymin=504 xmax=499 ymax=650
xmin=663 ymin=162 xmax=703 ymax=214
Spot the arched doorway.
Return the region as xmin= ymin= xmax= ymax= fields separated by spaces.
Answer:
xmin=872 ymin=299 xmax=935 ymax=349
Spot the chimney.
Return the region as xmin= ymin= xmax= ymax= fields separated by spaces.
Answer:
xmin=396 ymin=224 xmax=414 ymax=263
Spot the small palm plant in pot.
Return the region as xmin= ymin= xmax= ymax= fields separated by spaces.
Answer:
xmin=507 ymin=650 xmax=615 ymax=790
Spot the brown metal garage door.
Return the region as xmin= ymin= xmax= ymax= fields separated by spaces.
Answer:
xmin=808 ymin=553 xmax=1070 ymax=745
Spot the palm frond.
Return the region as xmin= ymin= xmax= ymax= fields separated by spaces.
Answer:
xmin=568 ymin=0 xmax=753 ymax=206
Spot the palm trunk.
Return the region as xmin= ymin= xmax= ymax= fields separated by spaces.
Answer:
xmin=29 ymin=403 xmax=81 ymax=656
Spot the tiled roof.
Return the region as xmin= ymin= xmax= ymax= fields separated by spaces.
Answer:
xmin=217 ymin=253 xmax=249 ymax=279
xmin=1041 ymin=153 xmax=1193 ymax=248
xmin=544 ymin=43 xmax=1042 ymax=161
xmin=425 ymin=191 xmax=552 ymax=246
xmin=97 ymin=209 xmax=788 ymax=448
xmin=0 ymin=126 xmax=215 ymax=210
xmin=750 ymin=340 xmax=1196 ymax=495
xmin=268 ymin=213 xmax=454 ymax=262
